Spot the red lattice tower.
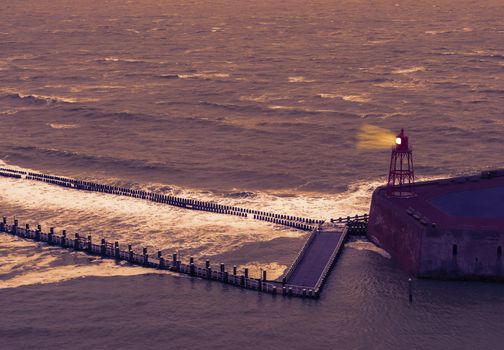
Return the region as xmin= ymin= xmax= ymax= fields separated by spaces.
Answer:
xmin=387 ymin=129 xmax=415 ymax=197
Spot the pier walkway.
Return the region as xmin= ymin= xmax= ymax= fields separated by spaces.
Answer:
xmin=284 ymin=223 xmax=348 ymax=290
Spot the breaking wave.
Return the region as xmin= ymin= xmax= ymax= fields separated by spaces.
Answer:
xmin=391 ymin=66 xmax=426 ymax=74
xmin=48 ymin=123 xmax=80 ymax=129
xmin=0 ymin=91 xmax=99 ymax=105
xmin=345 ymin=239 xmax=391 ymax=259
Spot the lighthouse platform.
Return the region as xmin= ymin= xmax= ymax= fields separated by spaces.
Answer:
xmin=368 ymin=169 xmax=504 ymax=280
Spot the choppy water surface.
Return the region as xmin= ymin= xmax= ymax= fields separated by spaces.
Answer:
xmin=0 ymin=0 xmax=503 ymax=349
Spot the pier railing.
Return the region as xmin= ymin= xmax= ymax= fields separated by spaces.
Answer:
xmin=331 ymin=215 xmax=368 ymax=235
xmin=313 ymin=226 xmax=348 ymax=292
xmin=283 ymin=228 xmax=318 ymax=282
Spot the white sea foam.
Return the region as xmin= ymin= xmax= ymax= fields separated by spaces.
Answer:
xmin=0 ymin=109 xmax=18 ymax=116
xmin=0 ymin=176 xmax=303 ymax=257
xmin=239 ymin=94 xmax=285 ymax=103
xmin=268 ymin=105 xmax=338 ymax=113
xmin=342 ymin=95 xmax=370 ymax=103
xmin=0 ymin=88 xmax=99 ymax=104
xmin=48 ymin=123 xmax=80 ymax=129
xmin=240 ymin=262 xmax=288 ymax=280
xmin=367 ymin=39 xmax=392 ymax=45
xmin=288 ymin=76 xmax=315 ymax=83
xmin=0 ymin=231 xmax=169 ymax=289
xmin=178 ymin=72 xmax=230 ymax=79
xmin=0 ymin=242 xmax=166 ymax=290
xmin=318 ymin=93 xmax=370 ymax=103
xmin=392 ymin=66 xmax=426 ymax=74
xmin=317 ymin=93 xmax=339 ymax=99
xmin=98 ymin=57 xmax=146 ymax=64
xmin=345 ymin=239 xmax=391 ymax=259
xmin=373 ymin=80 xmax=425 ymax=90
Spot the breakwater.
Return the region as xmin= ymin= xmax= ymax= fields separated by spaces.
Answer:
xmin=0 ymin=167 xmax=368 ymax=231
xmin=0 ymin=166 xmax=370 ymax=298
xmin=0 ymin=217 xmax=353 ymax=298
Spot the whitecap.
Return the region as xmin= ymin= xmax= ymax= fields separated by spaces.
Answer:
xmin=367 ymin=39 xmax=392 ymax=45
xmin=392 ymin=66 xmax=425 ymax=74
xmin=288 ymin=76 xmax=315 ymax=83
xmin=374 ymin=80 xmax=424 ymax=89
xmin=0 ymin=109 xmax=18 ymax=116
xmin=342 ymin=95 xmax=370 ymax=103
xmin=268 ymin=105 xmax=297 ymax=111
xmin=345 ymin=240 xmax=391 ymax=259
xmin=48 ymin=123 xmax=80 ymax=129
xmin=98 ymin=57 xmax=145 ymax=63
xmin=239 ymin=94 xmax=287 ymax=103
xmin=317 ymin=93 xmax=338 ymax=99
xmin=0 ymin=243 xmax=168 ymax=290
xmin=178 ymin=72 xmax=230 ymax=80
xmin=318 ymin=93 xmax=370 ymax=103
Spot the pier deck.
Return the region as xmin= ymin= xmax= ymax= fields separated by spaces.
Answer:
xmin=285 ymin=223 xmax=348 ymax=291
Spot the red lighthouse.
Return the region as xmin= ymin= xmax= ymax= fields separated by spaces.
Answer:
xmin=387 ymin=129 xmax=415 ymax=197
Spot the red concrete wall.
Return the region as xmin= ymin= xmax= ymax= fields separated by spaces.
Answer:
xmin=420 ymin=227 xmax=504 ymax=280
xmin=368 ymin=188 xmax=504 ymax=280
xmin=367 ymin=188 xmax=423 ymax=275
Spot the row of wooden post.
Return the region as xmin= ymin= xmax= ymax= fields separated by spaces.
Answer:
xmin=0 ymin=167 xmax=328 ymax=230
xmin=0 ymin=217 xmax=320 ymax=298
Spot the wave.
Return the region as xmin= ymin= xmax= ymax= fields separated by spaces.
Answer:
xmin=178 ymin=72 xmax=230 ymax=80
xmin=267 ymin=105 xmax=341 ymax=114
xmin=391 ymin=66 xmax=426 ymax=74
xmin=288 ymin=76 xmax=316 ymax=83
xmin=157 ymin=74 xmax=180 ymax=79
xmin=239 ymin=94 xmax=287 ymax=103
xmin=223 ymin=191 xmax=256 ymax=199
xmin=0 ymin=91 xmax=98 ymax=105
xmin=478 ymin=88 xmax=504 ymax=95
xmin=318 ymin=93 xmax=371 ymax=103
xmin=155 ymin=72 xmax=232 ymax=81
xmin=345 ymin=239 xmax=391 ymax=258
xmin=0 ymin=235 xmax=167 ymax=289
xmin=6 ymin=145 xmax=178 ymax=175
xmin=96 ymin=56 xmax=148 ymax=64
xmin=199 ymin=98 xmax=350 ymax=118
xmin=0 ymin=109 xmax=19 ymax=116
xmin=198 ymin=100 xmax=268 ymax=114
xmin=48 ymin=123 xmax=80 ymax=129
xmin=425 ymin=27 xmax=473 ymax=35
xmin=373 ymin=80 xmax=425 ymax=90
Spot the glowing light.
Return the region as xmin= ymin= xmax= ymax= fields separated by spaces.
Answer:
xmin=356 ymin=124 xmax=396 ymax=150
xmin=396 ymin=137 xmax=402 ymax=145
